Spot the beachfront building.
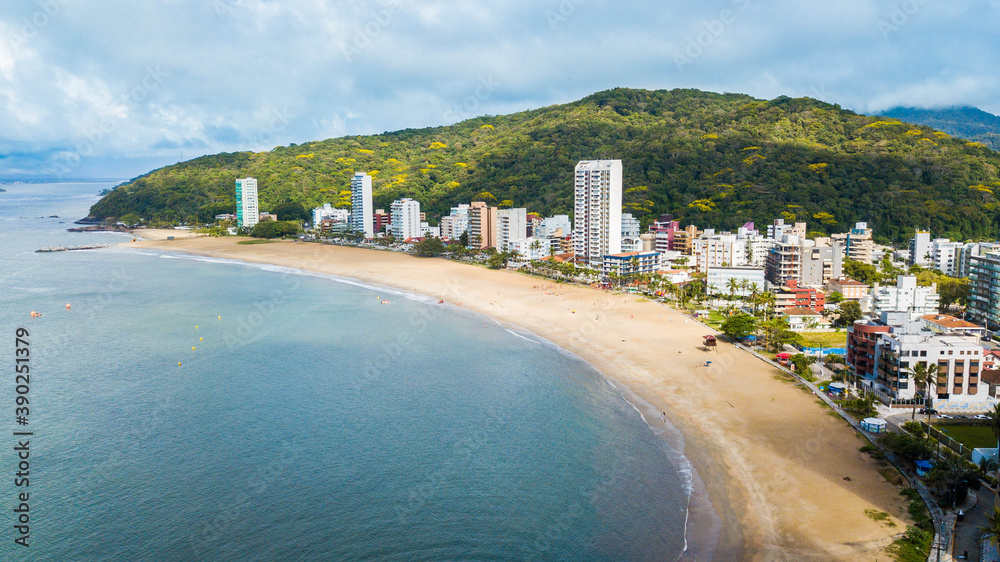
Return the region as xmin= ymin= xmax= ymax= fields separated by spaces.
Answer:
xmin=705 ymin=267 xmax=765 ymax=297
xmin=312 ymin=203 xmax=349 ymax=227
xmin=866 ymin=275 xmax=940 ymax=322
xmin=621 ymin=213 xmax=642 ymax=253
xmin=373 ymin=209 xmax=390 ymax=235
xmin=959 ymin=242 xmax=1000 ymax=278
xmin=350 ymin=172 xmax=374 ymax=238
xmin=782 ymin=308 xmax=829 ymax=331
xmin=440 ymin=204 xmax=470 ymax=240
xmin=572 ymin=159 xmax=623 ymax=269
xmin=509 ymin=237 xmax=554 ymax=261
xmin=847 ymin=321 xmax=892 ymax=384
xmin=235 ymin=177 xmax=259 ymax=229
xmin=468 ymin=201 xmax=497 ymax=249
xmin=497 ymin=208 xmax=528 ymax=250
xmin=390 ymin=198 xmax=421 ymax=240
xmin=874 ymin=331 xmax=986 ymax=406
xmin=602 ymin=251 xmax=661 ymax=277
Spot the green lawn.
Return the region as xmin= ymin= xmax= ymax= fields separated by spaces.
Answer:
xmin=934 ymin=424 xmax=998 ymax=449
xmin=237 ymin=239 xmax=280 ymax=245
xmin=799 ymin=331 xmax=847 ymax=348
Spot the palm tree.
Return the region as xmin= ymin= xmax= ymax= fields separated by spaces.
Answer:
xmin=910 ymin=361 xmax=937 ymax=422
xmin=726 ymin=278 xmax=739 ymax=301
xmin=758 ymin=291 xmax=776 ymax=319
xmin=909 ymin=362 xmax=935 ymax=422
xmin=984 ymin=506 xmax=1000 ymax=547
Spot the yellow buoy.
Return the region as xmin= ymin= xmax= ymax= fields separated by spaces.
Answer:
xmin=199 ymin=337 xmax=203 ymax=341
xmin=195 ymin=326 xmax=199 ymax=329
xmin=192 ymin=347 xmax=196 ymax=350
xmin=178 ymin=362 xmax=182 ymax=366
xmin=218 ymin=316 xmax=221 ymax=319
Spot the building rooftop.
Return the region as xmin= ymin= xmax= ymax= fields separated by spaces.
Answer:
xmin=831 ymin=278 xmax=867 ymax=286
xmin=920 ymin=314 xmax=984 ymax=330
xmin=783 ymin=307 xmax=823 ymax=317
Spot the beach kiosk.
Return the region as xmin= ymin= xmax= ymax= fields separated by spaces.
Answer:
xmin=703 ymin=335 xmax=717 ymax=351
xmin=828 ymin=382 xmax=846 ymax=397
xmin=915 ymin=460 xmax=934 ymax=476
xmin=861 ymin=418 xmax=887 ymax=433
xmin=775 ymin=352 xmax=791 ymax=366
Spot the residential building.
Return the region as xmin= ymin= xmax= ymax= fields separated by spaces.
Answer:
xmin=801 ymin=237 xmax=844 ymax=286
xmin=602 ymin=251 xmax=661 ymax=276
xmin=497 ymin=208 xmax=528 ymax=251
xmin=874 ymin=332 xmax=986 ymax=405
xmin=826 ymin=278 xmax=869 ymax=301
xmin=833 ymin=222 xmax=874 ymax=264
xmin=766 ymin=218 xmax=806 ymax=240
xmin=968 ymin=250 xmax=1000 ymax=332
xmin=508 ymin=237 xmax=553 ymax=260
xmin=693 ymin=230 xmax=744 ymax=273
xmin=621 ymin=212 xmax=642 ymax=253
xmin=526 ymin=213 xmax=543 ymax=237
xmin=706 ymin=267 xmax=765 ymax=297
xmin=919 ymin=314 xmax=987 ymax=339
xmin=349 ymin=172 xmax=374 ymax=237
xmin=537 ymin=215 xmax=572 ymax=239
xmin=908 ymin=230 xmax=932 ymax=266
xmin=671 ymin=225 xmax=700 ymax=255
xmin=867 ymin=275 xmax=941 ymax=322
xmin=235 ymin=177 xmax=259 ymax=228
xmin=960 ymin=242 xmax=1000 ymax=278
xmin=929 ymin=238 xmax=961 ymax=276
xmin=313 ymin=203 xmax=349 ymax=227
xmin=773 ymin=280 xmax=826 ymax=313
xmin=765 ymin=235 xmax=803 ymax=287
xmin=440 ymin=204 xmax=470 ymax=240
xmin=390 ymin=198 xmax=421 ymax=240
xmin=847 ymin=321 xmax=891 ymax=383
xmin=258 ymin=212 xmax=277 ymax=222
xmin=572 ymin=159 xmax=622 ymax=268
xmin=468 ymin=201 xmax=497 ymax=249
xmin=782 ymin=308 xmax=830 ymax=331
xmin=373 ymin=209 xmax=390 ymax=235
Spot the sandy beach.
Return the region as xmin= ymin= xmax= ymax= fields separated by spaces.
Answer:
xmin=131 ymin=236 xmax=911 ymax=560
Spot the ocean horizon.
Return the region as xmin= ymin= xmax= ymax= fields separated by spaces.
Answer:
xmin=0 ymin=182 xmax=701 ymax=560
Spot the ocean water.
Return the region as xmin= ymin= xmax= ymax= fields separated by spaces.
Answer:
xmin=0 ymin=182 xmax=694 ymax=560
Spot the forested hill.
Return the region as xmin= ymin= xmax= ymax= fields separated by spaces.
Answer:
xmin=90 ymin=88 xmax=1000 ymax=243
xmin=879 ymin=106 xmax=1000 ymax=152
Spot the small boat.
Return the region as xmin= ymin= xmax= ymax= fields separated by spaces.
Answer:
xmin=381 ymin=300 xmax=390 ymax=304
xmin=437 ymin=299 xmax=444 ymax=304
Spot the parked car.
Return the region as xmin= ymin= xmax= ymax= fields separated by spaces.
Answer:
xmin=919 ymin=408 xmax=938 ymax=415
xmin=974 ymin=414 xmax=990 ymax=420
xmin=938 ymin=414 xmax=954 ymax=419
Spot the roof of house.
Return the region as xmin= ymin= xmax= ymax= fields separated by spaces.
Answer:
xmin=980 ymin=369 xmax=1000 ymax=386
xmin=920 ymin=314 xmax=984 ymax=330
xmin=830 ymin=278 xmax=868 ymax=287
xmin=541 ymin=252 xmax=575 ymax=263
xmin=782 ymin=307 xmax=823 ymax=317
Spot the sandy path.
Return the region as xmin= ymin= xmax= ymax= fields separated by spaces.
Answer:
xmin=131 ymin=237 xmax=910 ymax=560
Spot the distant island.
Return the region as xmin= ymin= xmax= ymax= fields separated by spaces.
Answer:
xmin=88 ymin=87 xmax=1000 ymax=243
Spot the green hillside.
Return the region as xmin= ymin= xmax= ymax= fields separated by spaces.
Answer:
xmin=880 ymin=106 xmax=1000 ymax=152
xmin=89 ymin=88 xmax=1000 ymax=242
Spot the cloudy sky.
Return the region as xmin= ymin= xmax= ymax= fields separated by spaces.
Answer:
xmin=1 ymin=0 xmax=998 ymax=178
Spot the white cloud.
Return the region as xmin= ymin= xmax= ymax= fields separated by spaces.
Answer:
xmin=0 ymin=0 xmax=996 ymax=177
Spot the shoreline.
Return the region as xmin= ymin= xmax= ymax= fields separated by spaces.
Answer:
xmin=126 ymin=237 xmax=910 ymax=560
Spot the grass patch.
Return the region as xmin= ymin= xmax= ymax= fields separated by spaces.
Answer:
xmin=798 ymin=331 xmax=847 ymax=348
xmin=900 ymin=488 xmax=932 ymax=531
xmin=886 ymin=526 xmax=933 ymax=561
xmin=933 ymin=424 xmax=997 ymax=449
xmin=864 ymin=508 xmax=897 ymax=527
xmin=237 ymin=239 xmax=280 ymax=245
xmin=877 ymin=467 xmax=905 ymax=486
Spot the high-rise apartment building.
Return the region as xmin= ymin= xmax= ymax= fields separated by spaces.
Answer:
xmin=497 ymin=208 xmax=527 ymax=251
xmin=235 ymin=177 xmax=259 ymax=229
xmin=390 ymin=198 xmax=421 ymax=240
xmin=350 ymin=172 xmax=374 ymax=237
xmin=468 ymin=201 xmax=497 ymax=248
xmin=572 ymin=160 xmax=623 ymax=268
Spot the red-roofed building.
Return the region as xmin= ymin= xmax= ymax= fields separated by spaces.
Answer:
xmin=774 ymin=280 xmax=826 ymax=313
